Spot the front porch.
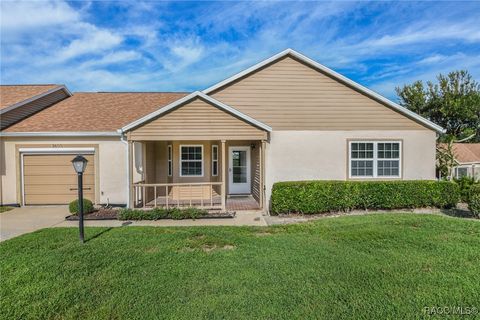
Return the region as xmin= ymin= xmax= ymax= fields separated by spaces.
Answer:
xmin=129 ymin=140 xmax=266 ymax=211
xmin=123 ymin=92 xmax=271 ymax=211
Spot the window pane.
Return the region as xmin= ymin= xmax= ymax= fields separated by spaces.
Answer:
xmin=351 ymin=143 xmax=373 ymax=159
xmin=377 ymin=160 xmax=399 ymax=176
xmin=351 ymin=160 xmax=374 ymax=177
xmin=378 ymin=143 xmax=400 ymax=159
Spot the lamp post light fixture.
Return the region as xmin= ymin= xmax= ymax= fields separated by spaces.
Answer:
xmin=72 ymin=155 xmax=88 ymax=243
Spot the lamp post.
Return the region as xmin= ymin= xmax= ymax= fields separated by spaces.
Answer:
xmin=72 ymin=155 xmax=88 ymax=243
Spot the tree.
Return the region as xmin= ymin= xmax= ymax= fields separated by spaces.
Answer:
xmin=396 ymin=70 xmax=480 ymax=142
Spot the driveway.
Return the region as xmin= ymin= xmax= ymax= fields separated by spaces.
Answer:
xmin=0 ymin=206 xmax=69 ymax=242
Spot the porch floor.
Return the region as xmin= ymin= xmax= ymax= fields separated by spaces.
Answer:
xmin=227 ymin=195 xmax=259 ymax=211
xmin=143 ymin=194 xmax=260 ymax=211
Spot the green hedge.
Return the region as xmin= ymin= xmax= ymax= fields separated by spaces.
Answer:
xmin=271 ymin=180 xmax=460 ymax=215
xmin=69 ymin=199 xmax=94 ymax=215
xmin=118 ymin=207 xmax=208 ymax=220
xmin=453 ymin=176 xmax=480 ymax=202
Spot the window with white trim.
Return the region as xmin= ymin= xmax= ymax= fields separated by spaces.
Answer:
xmin=212 ymin=145 xmax=218 ymax=176
xmin=349 ymin=141 xmax=401 ymax=178
xmin=167 ymin=145 xmax=172 ymax=177
xmin=180 ymin=145 xmax=203 ymax=176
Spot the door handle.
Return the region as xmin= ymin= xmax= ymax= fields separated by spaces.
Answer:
xmin=229 ymin=168 xmax=232 ymax=172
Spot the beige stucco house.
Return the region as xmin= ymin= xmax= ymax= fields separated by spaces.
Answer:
xmin=0 ymin=49 xmax=443 ymax=211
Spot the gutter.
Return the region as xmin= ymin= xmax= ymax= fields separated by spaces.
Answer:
xmin=119 ymin=131 xmax=131 ymax=208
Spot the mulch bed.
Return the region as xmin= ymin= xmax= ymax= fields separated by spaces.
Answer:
xmin=66 ymin=208 xmax=236 ymax=221
xmin=65 ymin=208 xmax=119 ymax=221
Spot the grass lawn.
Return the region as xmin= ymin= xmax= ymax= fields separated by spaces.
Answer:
xmin=1 ymin=214 xmax=479 ymax=319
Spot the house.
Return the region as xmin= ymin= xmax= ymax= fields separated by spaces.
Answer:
xmin=447 ymin=143 xmax=480 ymax=179
xmin=0 ymin=49 xmax=443 ymax=211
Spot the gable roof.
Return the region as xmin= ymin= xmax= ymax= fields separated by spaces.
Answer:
xmin=444 ymin=143 xmax=480 ymax=164
xmin=0 ymin=84 xmax=71 ymax=113
xmin=3 ymin=92 xmax=188 ymax=133
xmin=120 ymin=91 xmax=272 ymax=133
xmin=203 ymin=49 xmax=444 ymax=133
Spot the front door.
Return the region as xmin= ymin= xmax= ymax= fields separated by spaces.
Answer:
xmin=228 ymin=146 xmax=251 ymax=194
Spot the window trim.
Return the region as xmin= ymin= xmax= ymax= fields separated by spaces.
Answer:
xmin=348 ymin=140 xmax=402 ymax=179
xmin=212 ymin=145 xmax=218 ymax=176
xmin=167 ymin=145 xmax=172 ymax=177
xmin=179 ymin=144 xmax=204 ymax=177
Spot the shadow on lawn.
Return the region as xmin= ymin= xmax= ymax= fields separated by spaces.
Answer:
xmin=441 ymin=207 xmax=478 ymax=219
xmin=85 ymin=227 xmax=114 ymax=242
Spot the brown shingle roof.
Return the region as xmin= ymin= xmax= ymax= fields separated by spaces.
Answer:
xmin=452 ymin=143 xmax=480 ymax=163
xmin=440 ymin=143 xmax=480 ymax=164
xmin=3 ymin=92 xmax=188 ymax=132
xmin=0 ymin=85 xmax=61 ymax=110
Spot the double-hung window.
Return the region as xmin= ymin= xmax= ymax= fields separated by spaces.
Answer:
xmin=180 ymin=145 xmax=203 ymax=177
xmin=167 ymin=145 xmax=172 ymax=177
xmin=212 ymin=145 xmax=218 ymax=176
xmin=349 ymin=141 xmax=401 ymax=178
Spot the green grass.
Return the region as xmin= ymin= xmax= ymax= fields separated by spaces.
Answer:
xmin=1 ymin=214 xmax=479 ymax=319
xmin=0 ymin=206 xmax=14 ymax=213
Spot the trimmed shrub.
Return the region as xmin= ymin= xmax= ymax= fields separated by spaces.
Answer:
xmin=468 ymin=193 xmax=480 ymax=218
xmin=69 ymin=199 xmax=94 ymax=215
xmin=270 ymin=180 xmax=460 ymax=215
xmin=453 ymin=176 xmax=479 ymax=202
xmin=118 ymin=207 xmax=208 ymax=220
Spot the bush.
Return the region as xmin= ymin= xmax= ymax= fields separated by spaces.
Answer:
xmin=270 ymin=180 xmax=460 ymax=215
xmin=453 ymin=176 xmax=479 ymax=202
xmin=118 ymin=207 xmax=208 ymax=220
xmin=468 ymin=193 xmax=480 ymax=218
xmin=69 ymin=199 xmax=94 ymax=215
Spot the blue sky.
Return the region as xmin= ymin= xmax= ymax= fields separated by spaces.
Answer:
xmin=1 ymin=1 xmax=479 ymax=100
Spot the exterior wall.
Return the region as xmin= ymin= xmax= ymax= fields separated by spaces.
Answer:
xmin=0 ymin=136 xmax=127 ymax=206
xmin=129 ymin=97 xmax=267 ymax=141
xmin=211 ymin=56 xmax=426 ymax=131
xmin=1 ymin=89 xmax=69 ymax=130
xmin=264 ymin=130 xmax=437 ymax=205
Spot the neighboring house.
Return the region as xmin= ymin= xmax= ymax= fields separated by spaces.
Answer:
xmin=0 ymin=49 xmax=443 ymax=211
xmin=0 ymin=85 xmax=71 ymax=130
xmin=449 ymin=143 xmax=480 ymax=180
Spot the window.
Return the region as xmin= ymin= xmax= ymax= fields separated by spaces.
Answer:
xmin=180 ymin=145 xmax=203 ymax=176
xmin=167 ymin=145 xmax=172 ymax=177
xmin=455 ymin=167 xmax=469 ymax=178
xmin=212 ymin=145 xmax=218 ymax=176
xmin=349 ymin=141 xmax=401 ymax=178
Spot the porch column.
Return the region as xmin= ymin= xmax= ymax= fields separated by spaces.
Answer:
xmin=221 ymin=140 xmax=226 ymax=211
xmin=128 ymin=140 xmax=134 ymax=208
xmin=260 ymin=140 xmax=266 ymax=211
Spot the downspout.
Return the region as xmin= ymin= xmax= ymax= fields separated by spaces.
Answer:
xmin=119 ymin=129 xmax=130 ymax=208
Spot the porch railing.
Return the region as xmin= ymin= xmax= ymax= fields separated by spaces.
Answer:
xmin=132 ymin=182 xmax=223 ymax=210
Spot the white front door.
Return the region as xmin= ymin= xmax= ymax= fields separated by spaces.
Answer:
xmin=228 ymin=146 xmax=251 ymax=194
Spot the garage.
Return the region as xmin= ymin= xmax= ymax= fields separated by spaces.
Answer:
xmin=21 ymin=149 xmax=96 ymax=205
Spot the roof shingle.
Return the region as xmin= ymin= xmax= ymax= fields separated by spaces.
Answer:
xmin=0 ymin=85 xmax=61 ymax=110
xmin=3 ymin=92 xmax=188 ymax=132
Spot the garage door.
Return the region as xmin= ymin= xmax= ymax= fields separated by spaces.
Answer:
xmin=23 ymin=154 xmax=95 ymax=205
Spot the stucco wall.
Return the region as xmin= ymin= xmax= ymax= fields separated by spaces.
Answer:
xmin=264 ymin=130 xmax=437 ymax=205
xmin=0 ymin=137 xmax=127 ymax=205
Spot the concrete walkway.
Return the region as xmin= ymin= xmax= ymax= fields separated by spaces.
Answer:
xmin=1 ymin=206 xmax=267 ymax=241
xmin=0 ymin=206 xmax=69 ymax=241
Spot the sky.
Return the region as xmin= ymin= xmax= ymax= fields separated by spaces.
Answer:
xmin=1 ymin=1 xmax=479 ymax=100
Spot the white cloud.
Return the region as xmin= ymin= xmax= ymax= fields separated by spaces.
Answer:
xmin=56 ymin=28 xmax=123 ymax=61
xmin=0 ymin=0 xmax=79 ymax=32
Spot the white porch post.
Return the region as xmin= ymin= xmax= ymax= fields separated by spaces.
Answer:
xmin=260 ymin=140 xmax=266 ymax=211
xmin=128 ymin=140 xmax=134 ymax=208
xmin=221 ymin=140 xmax=226 ymax=211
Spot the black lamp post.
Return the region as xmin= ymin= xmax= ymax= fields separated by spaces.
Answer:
xmin=72 ymin=155 xmax=88 ymax=243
